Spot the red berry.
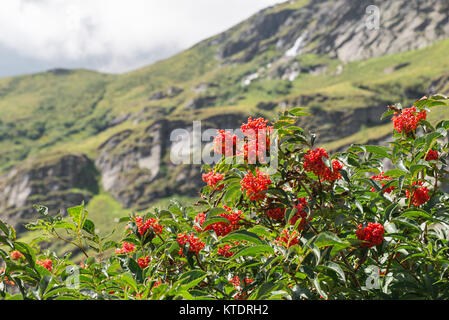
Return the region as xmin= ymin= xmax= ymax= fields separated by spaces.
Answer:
xmin=240 ymin=169 xmax=272 ymax=201
xmin=290 ymin=198 xmax=311 ymax=230
xmin=266 ymin=207 xmax=286 ymax=221
xmin=240 ymin=117 xmax=273 ymax=164
xmin=356 ymin=223 xmax=385 ymax=247
xmin=213 ymin=130 xmax=238 ymax=157
xmin=10 ymin=251 xmax=24 ymax=260
xmin=406 ymin=181 xmax=430 ymax=206
xmin=371 ymin=172 xmax=396 ymax=193
xmin=392 ymin=107 xmax=426 ymax=134
xmin=194 ymin=206 xmax=242 ymax=237
xmin=134 ymin=216 xmax=163 ymax=236
xmin=303 ymin=148 xmax=342 ymax=182
xmin=116 ymin=241 xmax=136 ymax=254
xmin=36 ymin=259 xmax=53 ymax=272
xmin=202 ymin=171 xmax=224 ymax=190
xmin=137 ymin=256 xmax=151 ymax=269
xmin=277 ymin=229 xmax=300 ymax=248
xmin=425 ymin=149 xmax=438 ymax=162
xmin=177 ymin=233 xmax=205 ymax=256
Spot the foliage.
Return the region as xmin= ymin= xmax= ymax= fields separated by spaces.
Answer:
xmin=1 ymin=95 xmax=449 ymax=300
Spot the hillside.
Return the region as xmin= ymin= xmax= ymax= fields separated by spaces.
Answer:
xmin=1 ymin=0 xmax=449 ymax=237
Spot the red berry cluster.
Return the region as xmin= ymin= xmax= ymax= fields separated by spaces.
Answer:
xmin=241 ymin=117 xmax=270 ymax=134
xmin=425 ymin=149 xmax=439 ymax=161
xmin=406 ymin=180 xmax=430 ymax=206
xmin=265 ymin=207 xmax=286 ymax=221
xmin=277 ymin=229 xmax=300 ymax=248
xmin=356 ymin=223 xmax=385 ymax=247
xmin=392 ymin=107 xmax=427 ymax=134
xmin=116 ymin=241 xmax=136 ymax=254
xmin=137 ymin=256 xmax=151 ymax=269
xmin=217 ymin=242 xmax=240 ymax=258
xmin=36 ymin=259 xmax=53 ymax=272
xmin=290 ymin=198 xmax=311 ymax=230
xmin=241 ymin=117 xmax=273 ymax=163
xmin=230 ymin=276 xmax=254 ymax=289
xmin=303 ymin=148 xmax=343 ymax=182
xmin=135 ymin=216 xmax=163 ymax=236
xmin=177 ymin=233 xmax=205 ymax=256
xmin=10 ymin=251 xmax=24 ymax=260
xmin=371 ymin=172 xmax=396 ymax=193
xmin=240 ymin=169 xmax=272 ymax=201
xmin=213 ymin=129 xmax=238 ymax=157
xmin=194 ymin=206 xmax=242 ymax=237
xmin=0 ymin=268 xmax=15 ymax=286
xmin=202 ymin=171 xmax=224 ymax=190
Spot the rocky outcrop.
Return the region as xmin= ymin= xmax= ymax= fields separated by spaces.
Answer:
xmin=95 ymin=119 xmax=199 ymax=209
xmin=185 ymin=96 xmax=217 ymax=110
xmin=213 ymin=0 xmax=449 ymax=64
xmin=0 ymin=154 xmax=98 ymax=232
xmin=94 ymin=113 xmax=249 ymax=211
xmin=148 ymin=86 xmax=183 ymax=101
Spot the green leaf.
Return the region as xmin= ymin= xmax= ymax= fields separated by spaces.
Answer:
xmin=248 ymin=226 xmax=272 ymax=238
xmin=381 ymin=109 xmax=396 ymax=120
xmin=34 ymin=264 xmax=52 ymax=277
xmin=313 ymin=276 xmax=327 ymax=299
xmin=365 ymin=145 xmax=391 ymax=159
xmin=67 ymin=204 xmax=87 ymax=231
xmin=53 ymin=221 xmax=77 ymax=231
xmin=384 ymin=169 xmax=407 ymax=178
xmin=285 ymin=208 xmax=297 ymax=224
xmin=392 ymin=217 xmax=421 ymax=232
xmin=311 ymin=232 xmax=351 ymax=253
xmin=82 ymin=219 xmax=96 ymax=235
xmin=385 ymin=203 xmax=401 ymax=221
xmin=410 ymin=164 xmax=430 ymax=177
xmin=325 ymin=262 xmax=346 ymax=283
xmin=14 ymin=242 xmax=36 ymax=267
xmin=262 ymin=188 xmax=290 ymax=205
xmin=177 ymin=270 xmax=208 ymax=291
xmin=230 ymin=245 xmax=274 ymax=260
xmin=220 ymin=230 xmax=264 ymax=245
xmin=0 ymin=220 xmax=10 ymax=236
xmin=253 ymin=281 xmax=278 ymax=299
xmin=222 ymin=184 xmax=242 ymax=203
xmin=400 ymin=209 xmax=431 ymax=219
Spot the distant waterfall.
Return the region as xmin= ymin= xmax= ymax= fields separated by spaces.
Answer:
xmin=285 ymin=32 xmax=307 ymax=57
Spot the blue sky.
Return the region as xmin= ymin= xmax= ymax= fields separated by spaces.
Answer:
xmin=0 ymin=0 xmax=284 ymax=78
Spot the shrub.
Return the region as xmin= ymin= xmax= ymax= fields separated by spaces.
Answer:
xmin=1 ymin=94 xmax=449 ymax=300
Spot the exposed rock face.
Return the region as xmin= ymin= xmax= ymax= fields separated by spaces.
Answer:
xmin=95 ymin=119 xmax=202 ymax=209
xmin=185 ymin=96 xmax=217 ymax=109
xmin=94 ymin=113 xmax=249 ymax=211
xmin=0 ymin=154 xmax=98 ymax=232
xmin=148 ymin=86 xmax=183 ymax=101
xmin=213 ymin=0 xmax=449 ymax=63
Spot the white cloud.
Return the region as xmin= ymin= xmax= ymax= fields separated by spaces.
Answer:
xmin=0 ymin=0 xmax=284 ymax=74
